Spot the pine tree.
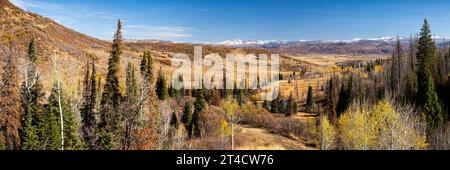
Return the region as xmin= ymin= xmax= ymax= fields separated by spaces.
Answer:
xmin=337 ymin=76 xmax=353 ymax=116
xmin=170 ymin=111 xmax=178 ymax=128
xmin=326 ymin=77 xmax=338 ymax=122
xmin=155 ymin=69 xmax=168 ymax=100
xmin=44 ymin=82 xmax=82 ymax=150
xmin=270 ymin=93 xmax=280 ymax=113
xmin=80 ymin=62 xmax=97 ymax=149
xmin=39 ymin=93 xmax=60 ymax=150
xmin=140 ymin=51 xmax=154 ymax=84
xmin=20 ymin=109 xmax=39 ymax=150
xmin=286 ymin=93 xmax=297 ymax=117
xmin=62 ymin=103 xmax=83 ymax=150
xmin=235 ymin=81 xmax=245 ymax=106
xmin=306 ymin=85 xmax=315 ymax=113
xmin=279 ymin=73 xmax=284 ymax=80
xmin=136 ymin=51 xmax=158 ymax=150
xmin=0 ymin=45 xmax=21 ymax=150
xmin=175 ymin=75 xmax=185 ymax=97
xmin=98 ymin=19 xmax=123 ymax=149
xmin=181 ymin=103 xmax=192 ymax=131
xmin=192 ymin=89 xmax=206 ymax=137
xmin=121 ymin=63 xmax=140 ymax=150
xmin=168 ymin=83 xmax=175 ymax=98
xmin=20 ymin=38 xmax=43 ymax=150
xmin=416 ymin=19 xmax=443 ymax=129
xmin=209 ymin=88 xmax=221 ymax=106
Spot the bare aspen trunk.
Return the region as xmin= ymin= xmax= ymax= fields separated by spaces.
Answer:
xmin=231 ymin=121 xmax=234 ymax=150
xmin=58 ymin=79 xmax=64 ymax=150
xmin=52 ymin=56 xmax=64 ymax=150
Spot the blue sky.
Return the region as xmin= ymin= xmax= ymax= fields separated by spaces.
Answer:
xmin=10 ymin=0 xmax=450 ymax=42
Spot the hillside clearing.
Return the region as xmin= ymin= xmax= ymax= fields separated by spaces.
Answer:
xmin=235 ymin=125 xmax=315 ymax=150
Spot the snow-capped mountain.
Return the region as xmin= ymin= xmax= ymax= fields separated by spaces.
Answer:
xmin=217 ymin=40 xmax=289 ymax=46
xmin=214 ymin=37 xmax=448 ymax=54
xmin=217 ymin=36 xmax=449 ymax=46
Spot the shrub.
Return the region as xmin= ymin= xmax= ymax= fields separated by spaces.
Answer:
xmin=428 ymin=123 xmax=450 ymax=150
xmin=312 ymin=116 xmax=337 ymax=150
xmin=199 ymin=107 xmax=224 ymax=138
xmin=338 ymin=100 xmax=428 ymax=150
xmin=240 ymin=104 xmax=313 ymax=141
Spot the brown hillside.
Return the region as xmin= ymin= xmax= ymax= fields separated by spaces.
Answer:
xmin=0 ymin=0 xmax=317 ymax=97
xmin=0 ymin=0 xmax=109 ymax=58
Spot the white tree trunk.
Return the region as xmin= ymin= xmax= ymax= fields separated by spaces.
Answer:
xmin=52 ymin=56 xmax=65 ymax=150
xmin=57 ymin=71 xmax=64 ymax=150
xmin=231 ymin=122 xmax=234 ymax=150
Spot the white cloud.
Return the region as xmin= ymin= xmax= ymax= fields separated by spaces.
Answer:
xmin=9 ymin=0 xmax=26 ymax=9
xmin=10 ymin=0 xmax=118 ymax=23
xmin=124 ymin=25 xmax=195 ymax=39
xmin=9 ymin=0 xmax=196 ymax=41
xmin=10 ymin=0 xmax=64 ymax=11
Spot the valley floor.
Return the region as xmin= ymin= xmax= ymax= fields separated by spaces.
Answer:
xmin=236 ymin=125 xmax=315 ymax=150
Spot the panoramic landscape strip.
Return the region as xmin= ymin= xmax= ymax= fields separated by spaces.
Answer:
xmin=0 ymin=0 xmax=449 ymax=154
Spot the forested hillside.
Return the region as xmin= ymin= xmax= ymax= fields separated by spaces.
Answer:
xmin=0 ymin=0 xmax=449 ymax=150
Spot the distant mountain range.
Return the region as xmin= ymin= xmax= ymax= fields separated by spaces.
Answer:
xmin=2 ymin=0 xmax=448 ymax=57
xmin=214 ymin=37 xmax=449 ymax=55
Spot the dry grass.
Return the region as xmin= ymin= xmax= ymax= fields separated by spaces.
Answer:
xmin=235 ymin=125 xmax=314 ymax=150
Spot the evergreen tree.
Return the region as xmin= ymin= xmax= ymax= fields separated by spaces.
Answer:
xmin=337 ymin=76 xmax=353 ymax=116
xmin=306 ymin=85 xmax=315 ymax=113
xmin=416 ymin=19 xmax=443 ymax=129
xmin=20 ymin=109 xmax=39 ymax=150
xmin=0 ymin=45 xmax=21 ymax=150
xmin=236 ymin=81 xmax=245 ymax=106
xmin=270 ymin=93 xmax=280 ymax=113
xmin=44 ymin=82 xmax=83 ymax=150
xmin=279 ymin=73 xmax=284 ymax=80
xmin=95 ymin=128 xmax=113 ymax=150
xmin=170 ymin=111 xmax=178 ymax=128
xmin=121 ymin=63 xmax=140 ymax=150
xmin=177 ymin=75 xmax=186 ymax=97
xmin=168 ymin=83 xmax=175 ymax=98
xmin=181 ymin=103 xmax=192 ymax=131
xmin=326 ymin=77 xmax=337 ymax=122
xmin=138 ymin=51 xmax=157 ymax=148
xmin=286 ymin=93 xmax=297 ymax=117
xmin=62 ymin=103 xmax=83 ymax=150
xmin=80 ymin=62 xmax=97 ymax=149
xmin=140 ymin=51 xmax=154 ymax=84
xmin=192 ymin=89 xmax=206 ymax=137
xmin=98 ymin=19 xmax=123 ymax=149
xmin=155 ymin=69 xmax=168 ymax=100
xmin=39 ymin=94 xmax=60 ymax=150
xmin=209 ymin=88 xmax=221 ymax=106
xmin=20 ymin=38 xmax=43 ymax=150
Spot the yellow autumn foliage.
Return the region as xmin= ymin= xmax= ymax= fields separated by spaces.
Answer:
xmin=343 ymin=66 xmax=354 ymax=74
xmin=374 ymin=65 xmax=384 ymax=72
xmin=220 ymin=120 xmax=231 ymax=137
xmin=339 ymin=106 xmax=374 ymax=150
xmin=338 ymin=100 xmax=428 ymax=150
xmin=313 ymin=116 xmax=337 ymax=150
